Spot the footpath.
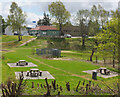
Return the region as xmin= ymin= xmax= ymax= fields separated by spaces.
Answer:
xmin=20 ymin=37 xmax=36 ymax=46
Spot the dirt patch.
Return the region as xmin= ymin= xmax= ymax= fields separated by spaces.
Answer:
xmin=48 ymin=58 xmax=72 ymax=61
xmin=61 ymin=51 xmax=74 ymax=53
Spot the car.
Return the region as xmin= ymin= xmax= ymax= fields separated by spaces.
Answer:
xmin=16 ymin=60 xmax=28 ymax=66
xmin=64 ymin=34 xmax=72 ymax=38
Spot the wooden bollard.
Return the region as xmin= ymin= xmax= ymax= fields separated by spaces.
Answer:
xmin=86 ymin=84 xmax=89 ymax=94
xmin=41 ymin=84 xmax=43 ymax=88
xmin=57 ymin=84 xmax=58 ymax=89
xmin=58 ymin=91 xmax=60 ymax=95
xmin=32 ymin=82 xmax=34 ymax=88
xmin=60 ymin=86 xmax=62 ymax=91
xmin=66 ymin=82 xmax=70 ymax=91
xmin=37 ymin=83 xmax=39 ymax=88
xmin=89 ymin=81 xmax=91 ymax=89
xmin=83 ymin=80 xmax=85 ymax=86
xmin=76 ymin=81 xmax=81 ymax=92
xmin=44 ymin=85 xmax=46 ymax=88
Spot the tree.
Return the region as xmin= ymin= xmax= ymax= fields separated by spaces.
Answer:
xmin=0 ymin=15 xmax=7 ymax=34
xmin=76 ymin=9 xmax=90 ymax=48
xmin=96 ymin=18 xmax=118 ymax=68
xmin=37 ymin=12 xmax=51 ymax=26
xmin=98 ymin=4 xmax=109 ymax=29
xmin=48 ymin=1 xmax=71 ymax=35
xmin=2 ymin=17 xmax=7 ymax=34
xmin=7 ymin=2 xmax=26 ymax=41
xmin=89 ymin=5 xmax=100 ymax=36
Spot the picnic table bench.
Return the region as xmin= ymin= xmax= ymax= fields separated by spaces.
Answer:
xmin=97 ymin=67 xmax=110 ymax=75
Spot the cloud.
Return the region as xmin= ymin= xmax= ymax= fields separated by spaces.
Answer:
xmin=26 ymin=12 xmax=43 ymax=27
xmin=0 ymin=0 xmax=119 ymax=27
xmin=0 ymin=2 xmax=10 ymax=20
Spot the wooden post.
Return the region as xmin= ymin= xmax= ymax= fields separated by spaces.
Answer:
xmin=60 ymin=86 xmax=62 ymax=91
xmin=37 ymin=83 xmax=39 ymax=88
xmin=32 ymin=82 xmax=34 ymax=88
xmin=76 ymin=81 xmax=81 ymax=92
xmin=45 ymin=78 xmax=50 ymax=96
xmin=41 ymin=84 xmax=43 ymax=88
xmin=83 ymin=80 xmax=85 ymax=86
xmin=89 ymin=81 xmax=91 ymax=89
xmin=86 ymin=84 xmax=89 ymax=94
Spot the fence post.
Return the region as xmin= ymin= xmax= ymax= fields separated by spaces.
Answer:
xmin=32 ymin=82 xmax=34 ymax=88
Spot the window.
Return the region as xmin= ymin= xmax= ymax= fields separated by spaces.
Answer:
xmin=43 ymin=32 xmax=46 ymax=34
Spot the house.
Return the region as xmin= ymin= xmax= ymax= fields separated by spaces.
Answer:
xmin=62 ymin=25 xmax=80 ymax=36
xmin=29 ymin=26 xmax=60 ymax=37
xmin=5 ymin=26 xmax=30 ymax=36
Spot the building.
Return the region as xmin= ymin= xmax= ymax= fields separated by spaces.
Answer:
xmin=62 ymin=25 xmax=80 ymax=36
xmin=29 ymin=26 xmax=60 ymax=37
xmin=5 ymin=26 xmax=30 ymax=36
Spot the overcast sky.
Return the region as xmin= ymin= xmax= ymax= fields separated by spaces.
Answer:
xmin=0 ymin=0 xmax=119 ymax=27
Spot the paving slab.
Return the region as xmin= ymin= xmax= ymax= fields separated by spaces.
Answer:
xmin=15 ymin=71 xmax=55 ymax=79
xmin=82 ymin=69 xmax=119 ymax=78
xmin=7 ymin=62 xmax=37 ymax=67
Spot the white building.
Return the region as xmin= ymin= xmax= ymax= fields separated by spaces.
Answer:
xmin=5 ymin=26 xmax=29 ymax=36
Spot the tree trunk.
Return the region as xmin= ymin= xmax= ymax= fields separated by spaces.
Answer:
xmin=59 ymin=23 xmax=63 ymax=36
xmin=118 ymin=35 xmax=120 ymax=64
xmin=18 ymin=34 xmax=21 ymax=41
xmin=82 ymin=36 xmax=85 ymax=49
xmin=90 ymin=48 xmax=96 ymax=61
xmin=113 ymin=46 xmax=115 ymax=68
xmin=20 ymin=35 xmax=22 ymax=41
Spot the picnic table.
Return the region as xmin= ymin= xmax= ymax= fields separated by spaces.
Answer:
xmin=26 ymin=69 xmax=42 ymax=77
xmin=97 ymin=67 xmax=110 ymax=75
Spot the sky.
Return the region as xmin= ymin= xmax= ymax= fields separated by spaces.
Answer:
xmin=0 ymin=0 xmax=119 ymax=27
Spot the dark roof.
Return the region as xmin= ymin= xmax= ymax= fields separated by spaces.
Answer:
xmin=31 ymin=26 xmax=57 ymax=31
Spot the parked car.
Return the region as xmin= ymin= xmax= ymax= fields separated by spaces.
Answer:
xmin=64 ymin=34 xmax=72 ymax=38
xmin=16 ymin=60 xmax=28 ymax=66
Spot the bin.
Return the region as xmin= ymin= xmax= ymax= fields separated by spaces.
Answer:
xmin=40 ymin=71 xmax=42 ymax=76
xmin=92 ymin=71 xmax=97 ymax=80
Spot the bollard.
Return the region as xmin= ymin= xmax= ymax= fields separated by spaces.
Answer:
xmin=40 ymin=71 xmax=42 ymax=76
xmin=92 ymin=71 xmax=97 ymax=80
xmin=32 ymin=82 xmax=34 ymax=88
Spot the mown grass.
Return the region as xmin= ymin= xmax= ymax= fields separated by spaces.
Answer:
xmin=1 ymin=36 xmax=119 ymax=95
xmin=2 ymin=48 xmax=119 ymax=95
xmin=2 ymin=35 xmax=35 ymax=49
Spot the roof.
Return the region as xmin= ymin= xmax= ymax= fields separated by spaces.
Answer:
xmin=31 ymin=26 xmax=57 ymax=31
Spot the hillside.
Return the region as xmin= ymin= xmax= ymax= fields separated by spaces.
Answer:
xmin=2 ymin=35 xmax=36 ymax=49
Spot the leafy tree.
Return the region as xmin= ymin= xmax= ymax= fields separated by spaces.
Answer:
xmin=37 ymin=12 xmax=51 ymax=26
xmin=76 ymin=9 xmax=90 ymax=48
xmin=96 ymin=18 xmax=119 ymax=68
xmin=2 ymin=18 xmax=7 ymax=34
xmin=88 ymin=20 xmax=100 ymax=36
xmin=89 ymin=5 xmax=100 ymax=36
xmin=98 ymin=4 xmax=109 ymax=29
xmin=7 ymin=2 xmax=26 ymax=41
xmin=48 ymin=1 xmax=71 ymax=35
xmin=0 ymin=15 xmax=7 ymax=34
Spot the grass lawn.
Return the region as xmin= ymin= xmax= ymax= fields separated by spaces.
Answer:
xmin=2 ymin=48 xmax=119 ymax=95
xmin=2 ymin=35 xmax=35 ymax=49
xmin=1 ymin=36 xmax=119 ymax=95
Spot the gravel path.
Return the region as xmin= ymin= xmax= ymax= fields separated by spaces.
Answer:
xmin=20 ymin=38 xmax=36 ymax=46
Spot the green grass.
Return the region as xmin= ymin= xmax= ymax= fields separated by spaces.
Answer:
xmin=1 ymin=36 xmax=119 ymax=95
xmin=2 ymin=35 xmax=35 ymax=49
xmin=2 ymin=35 xmax=35 ymax=42
xmin=2 ymin=48 xmax=119 ymax=94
